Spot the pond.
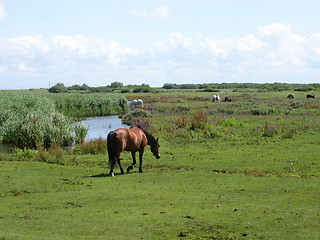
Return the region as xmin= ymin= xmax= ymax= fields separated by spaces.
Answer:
xmin=82 ymin=115 xmax=130 ymax=142
xmin=0 ymin=116 xmax=129 ymax=153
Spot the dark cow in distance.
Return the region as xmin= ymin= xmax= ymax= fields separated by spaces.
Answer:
xmin=224 ymin=96 xmax=232 ymax=102
xmin=287 ymin=94 xmax=294 ymax=100
xmin=306 ymin=94 xmax=315 ymax=99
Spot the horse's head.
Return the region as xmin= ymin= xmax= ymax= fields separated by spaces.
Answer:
xmin=151 ymin=138 xmax=160 ymax=159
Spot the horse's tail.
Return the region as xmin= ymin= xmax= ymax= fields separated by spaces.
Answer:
xmin=107 ymin=131 xmax=117 ymax=166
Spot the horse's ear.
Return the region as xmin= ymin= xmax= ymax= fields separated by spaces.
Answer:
xmin=156 ymin=138 xmax=159 ymax=142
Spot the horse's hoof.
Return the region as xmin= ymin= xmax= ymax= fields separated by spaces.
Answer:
xmin=110 ymin=173 xmax=115 ymax=177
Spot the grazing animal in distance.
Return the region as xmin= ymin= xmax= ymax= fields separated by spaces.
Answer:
xmin=287 ymin=94 xmax=295 ymax=100
xmin=306 ymin=94 xmax=315 ymax=99
xmin=129 ymin=99 xmax=143 ymax=108
xmin=107 ymin=126 xmax=160 ymax=177
xmin=224 ymin=96 xmax=232 ymax=102
xmin=212 ymin=95 xmax=221 ymax=102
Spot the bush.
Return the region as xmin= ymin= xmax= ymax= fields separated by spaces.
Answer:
xmin=75 ymin=138 xmax=107 ymax=155
xmin=13 ymin=148 xmax=39 ymax=160
xmin=250 ymin=107 xmax=274 ymax=115
xmin=48 ymin=83 xmax=68 ymax=93
xmin=190 ymin=111 xmax=208 ymax=130
xmin=133 ymin=85 xmax=154 ymax=93
xmin=202 ymin=88 xmax=220 ymax=92
xmin=120 ymin=88 xmax=130 ymax=93
xmin=173 ymin=106 xmax=190 ymax=113
xmin=262 ymin=123 xmax=277 ymax=137
xmin=121 ymin=109 xmax=152 ymax=126
xmin=74 ymin=123 xmax=88 ymax=144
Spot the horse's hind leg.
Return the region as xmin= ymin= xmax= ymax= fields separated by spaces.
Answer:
xmin=126 ymin=151 xmax=136 ymax=173
xmin=116 ymin=158 xmax=125 ymax=174
xmin=109 ymin=159 xmax=116 ymax=177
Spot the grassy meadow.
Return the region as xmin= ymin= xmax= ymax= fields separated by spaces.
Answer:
xmin=1 ymin=89 xmax=320 ymax=239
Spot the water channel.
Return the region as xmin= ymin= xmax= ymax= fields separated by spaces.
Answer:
xmin=82 ymin=115 xmax=130 ymax=142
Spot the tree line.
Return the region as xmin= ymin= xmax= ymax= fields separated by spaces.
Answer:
xmin=49 ymin=82 xmax=320 ymax=93
xmin=48 ymin=82 xmax=154 ymax=93
xmin=162 ymin=82 xmax=320 ymax=92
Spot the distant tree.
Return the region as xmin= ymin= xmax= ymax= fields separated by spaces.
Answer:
xmin=110 ymin=81 xmax=124 ymax=88
xmin=133 ymin=85 xmax=153 ymax=93
xmin=68 ymin=84 xmax=91 ymax=91
xmin=120 ymin=87 xmax=130 ymax=93
xmin=162 ymin=83 xmax=176 ymax=89
xmin=48 ymin=83 xmax=68 ymax=93
xmin=80 ymin=83 xmax=90 ymax=90
xmin=91 ymin=86 xmax=112 ymax=92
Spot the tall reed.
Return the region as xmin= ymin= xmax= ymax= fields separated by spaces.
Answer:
xmin=0 ymin=92 xmax=73 ymax=148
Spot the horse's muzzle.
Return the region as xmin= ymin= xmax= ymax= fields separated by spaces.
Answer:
xmin=156 ymin=154 xmax=161 ymax=159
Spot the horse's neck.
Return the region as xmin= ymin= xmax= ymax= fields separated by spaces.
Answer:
xmin=144 ymin=131 xmax=154 ymax=145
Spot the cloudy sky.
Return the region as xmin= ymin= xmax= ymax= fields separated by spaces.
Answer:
xmin=1 ymin=0 xmax=320 ymax=89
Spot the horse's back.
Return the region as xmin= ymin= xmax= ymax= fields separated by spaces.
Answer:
xmin=113 ymin=127 xmax=147 ymax=151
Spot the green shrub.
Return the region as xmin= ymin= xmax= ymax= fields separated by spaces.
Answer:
xmin=173 ymin=106 xmax=190 ymax=113
xmin=75 ymin=138 xmax=107 ymax=155
xmin=121 ymin=109 xmax=152 ymax=126
xmin=190 ymin=111 xmax=208 ymax=130
xmin=262 ymin=123 xmax=277 ymax=137
xmin=219 ymin=118 xmax=243 ymax=127
xmin=13 ymin=148 xmax=39 ymax=160
xmin=120 ymin=88 xmax=130 ymax=93
xmin=48 ymin=83 xmax=68 ymax=93
xmin=74 ymin=123 xmax=88 ymax=144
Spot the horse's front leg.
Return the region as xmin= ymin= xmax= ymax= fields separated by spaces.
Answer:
xmin=138 ymin=149 xmax=145 ymax=173
xmin=126 ymin=151 xmax=136 ymax=173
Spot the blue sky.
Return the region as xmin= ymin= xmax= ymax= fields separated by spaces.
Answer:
xmin=1 ymin=0 xmax=320 ymax=89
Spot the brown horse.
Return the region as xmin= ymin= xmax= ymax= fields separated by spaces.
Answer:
xmin=107 ymin=126 xmax=160 ymax=177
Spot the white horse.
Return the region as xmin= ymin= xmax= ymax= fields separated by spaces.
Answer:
xmin=129 ymin=99 xmax=144 ymax=108
xmin=212 ymin=95 xmax=221 ymax=102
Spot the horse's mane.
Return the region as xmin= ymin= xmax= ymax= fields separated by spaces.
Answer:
xmin=137 ymin=126 xmax=156 ymax=143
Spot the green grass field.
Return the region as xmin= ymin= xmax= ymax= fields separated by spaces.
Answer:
xmin=1 ymin=90 xmax=320 ymax=239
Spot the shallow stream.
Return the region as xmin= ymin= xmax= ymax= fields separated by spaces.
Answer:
xmin=81 ymin=115 xmax=130 ymax=142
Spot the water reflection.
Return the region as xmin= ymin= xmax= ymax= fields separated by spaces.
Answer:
xmin=82 ymin=116 xmax=130 ymax=142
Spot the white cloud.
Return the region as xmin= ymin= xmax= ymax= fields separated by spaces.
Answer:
xmin=203 ymin=38 xmax=226 ymax=57
xmin=0 ymin=35 xmax=49 ymax=58
xmin=128 ymin=5 xmax=170 ymax=21
xmin=1 ymin=23 xmax=320 ymax=89
xmin=256 ymin=24 xmax=310 ymax=68
xmin=258 ymin=23 xmax=292 ymax=37
xmin=232 ymin=34 xmax=264 ymax=52
xmin=312 ymin=33 xmax=320 ymax=57
xmin=152 ymin=5 xmax=170 ymax=21
xmin=51 ymin=35 xmax=139 ymax=66
xmin=0 ymin=3 xmax=6 ymax=19
xmin=128 ymin=9 xmax=148 ymax=20
xmin=18 ymin=63 xmax=35 ymax=72
xmin=154 ymin=32 xmax=194 ymax=51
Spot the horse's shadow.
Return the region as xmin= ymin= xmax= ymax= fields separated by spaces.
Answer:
xmin=85 ymin=172 xmax=134 ymax=178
